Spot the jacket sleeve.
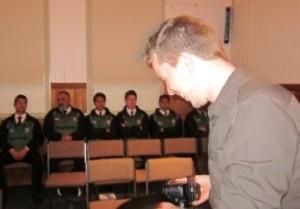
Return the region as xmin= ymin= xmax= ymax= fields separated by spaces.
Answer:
xmin=150 ymin=114 xmax=160 ymax=138
xmin=170 ymin=115 xmax=183 ymax=137
xmin=107 ymin=115 xmax=118 ymax=139
xmin=70 ymin=111 xmax=86 ymax=140
xmin=0 ymin=119 xmax=12 ymax=151
xmin=43 ymin=110 xmax=62 ymax=141
xmin=214 ymin=96 xmax=298 ymax=209
xmin=116 ymin=112 xmax=130 ymax=138
xmin=136 ymin=112 xmax=149 ymax=138
xmin=27 ymin=118 xmax=44 ymax=150
xmin=184 ymin=113 xmax=196 ymax=137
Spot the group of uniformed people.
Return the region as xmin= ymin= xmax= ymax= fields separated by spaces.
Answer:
xmin=0 ymin=90 xmax=209 ymax=203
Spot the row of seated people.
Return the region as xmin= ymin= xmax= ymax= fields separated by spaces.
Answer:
xmin=43 ymin=90 xmax=209 ymax=141
xmin=0 ymin=91 xmax=209 ymax=203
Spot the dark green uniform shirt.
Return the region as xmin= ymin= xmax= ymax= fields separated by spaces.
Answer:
xmin=43 ymin=107 xmax=86 ymax=141
xmin=208 ymin=70 xmax=300 ymax=209
xmin=150 ymin=108 xmax=183 ymax=138
xmin=0 ymin=114 xmax=43 ymax=152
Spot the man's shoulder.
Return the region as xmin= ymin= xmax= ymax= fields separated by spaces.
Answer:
xmin=71 ymin=107 xmax=84 ymax=115
xmin=238 ymin=79 xmax=293 ymax=108
xmin=1 ymin=115 xmax=14 ymax=125
xmin=26 ymin=114 xmax=40 ymax=123
xmin=45 ymin=108 xmax=59 ymax=115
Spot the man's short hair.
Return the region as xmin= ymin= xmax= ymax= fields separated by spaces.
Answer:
xmin=14 ymin=94 xmax=28 ymax=104
xmin=159 ymin=94 xmax=171 ymax=103
xmin=125 ymin=90 xmax=137 ymax=99
xmin=144 ymin=15 xmax=228 ymax=66
xmin=93 ymin=92 xmax=106 ymax=102
xmin=57 ymin=90 xmax=70 ymax=98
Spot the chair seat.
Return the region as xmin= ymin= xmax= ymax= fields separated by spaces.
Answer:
xmin=4 ymin=162 xmax=31 ymax=170
xmin=45 ymin=171 xmax=86 ymax=188
xmin=90 ymin=199 xmax=130 ymax=209
xmin=135 ymin=169 xmax=146 ymax=183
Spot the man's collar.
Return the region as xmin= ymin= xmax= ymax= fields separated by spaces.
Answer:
xmin=95 ymin=108 xmax=106 ymax=116
xmin=126 ymin=107 xmax=137 ymax=116
xmin=14 ymin=113 xmax=27 ymax=123
xmin=159 ymin=109 xmax=170 ymax=116
xmin=59 ymin=106 xmax=72 ymax=114
xmin=208 ymin=70 xmax=251 ymax=118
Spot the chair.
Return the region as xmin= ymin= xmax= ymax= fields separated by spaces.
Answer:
xmin=126 ymin=138 xmax=161 ymax=158
xmin=3 ymin=137 xmax=47 ymax=186
xmin=88 ymin=139 xmax=124 ymax=159
xmin=163 ymin=137 xmax=197 ymax=156
xmin=145 ymin=157 xmax=194 ymax=195
xmin=3 ymin=163 xmax=32 ymax=186
xmin=87 ymin=158 xmax=135 ymax=209
xmin=45 ymin=140 xmax=87 ymax=208
xmin=126 ymin=138 xmax=162 ymax=183
xmin=89 ymin=199 xmax=129 ymax=209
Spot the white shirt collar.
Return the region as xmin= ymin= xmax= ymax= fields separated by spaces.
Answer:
xmin=126 ymin=108 xmax=136 ymax=116
xmin=60 ymin=106 xmax=72 ymax=115
xmin=15 ymin=113 xmax=27 ymax=123
xmin=159 ymin=109 xmax=170 ymax=116
xmin=95 ymin=109 xmax=106 ymax=116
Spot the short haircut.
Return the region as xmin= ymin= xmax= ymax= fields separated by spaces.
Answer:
xmin=159 ymin=94 xmax=171 ymax=103
xmin=144 ymin=15 xmax=227 ymax=66
xmin=93 ymin=92 xmax=106 ymax=102
xmin=125 ymin=90 xmax=137 ymax=99
xmin=57 ymin=90 xmax=70 ymax=98
xmin=14 ymin=94 xmax=28 ymax=104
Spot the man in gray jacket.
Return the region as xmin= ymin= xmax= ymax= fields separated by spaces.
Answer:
xmin=144 ymin=15 xmax=300 ymax=209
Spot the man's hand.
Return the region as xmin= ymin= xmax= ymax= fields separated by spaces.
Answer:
xmin=198 ymin=126 xmax=208 ymax=132
xmin=9 ymin=148 xmax=20 ymax=160
xmin=169 ymin=175 xmax=211 ymax=206
xmin=18 ymin=147 xmax=29 ymax=160
xmin=9 ymin=147 xmax=29 ymax=160
xmin=62 ymin=135 xmax=73 ymax=141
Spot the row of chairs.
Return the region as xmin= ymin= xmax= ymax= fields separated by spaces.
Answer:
xmin=89 ymin=137 xmax=198 ymax=159
xmin=45 ymin=140 xmax=195 ymax=209
xmin=4 ymin=137 xmax=197 ymax=185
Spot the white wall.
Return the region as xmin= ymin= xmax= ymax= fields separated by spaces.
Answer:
xmin=231 ymin=0 xmax=300 ymax=83
xmin=0 ymin=0 xmax=48 ymax=115
xmin=0 ymin=84 xmax=47 ymax=115
xmin=49 ymin=0 xmax=87 ymax=83
xmin=88 ymin=0 xmax=164 ymax=112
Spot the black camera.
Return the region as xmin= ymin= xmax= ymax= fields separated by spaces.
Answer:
xmin=162 ymin=182 xmax=200 ymax=208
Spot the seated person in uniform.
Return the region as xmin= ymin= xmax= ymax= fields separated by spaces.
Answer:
xmin=43 ymin=91 xmax=86 ymax=196
xmin=0 ymin=95 xmax=44 ymax=203
xmin=86 ymin=92 xmax=117 ymax=140
xmin=150 ymin=94 xmax=183 ymax=138
xmin=184 ymin=104 xmax=209 ymax=154
xmin=116 ymin=90 xmax=149 ymax=139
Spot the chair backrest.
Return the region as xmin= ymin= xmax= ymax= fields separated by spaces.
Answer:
xmin=163 ymin=137 xmax=197 ymax=156
xmin=146 ymin=157 xmax=194 ymax=182
xmin=88 ymin=158 xmax=135 ymax=184
xmin=88 ymin=139 xmax=124 ymax=159
xmin=126 ymin=138 xmax=161 ymax=157
xmin=47 ymin=140 xmax=86 ymax=159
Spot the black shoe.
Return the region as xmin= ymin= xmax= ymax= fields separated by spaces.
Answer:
xmin=72 ymin=187 xmax=82 ymax=197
